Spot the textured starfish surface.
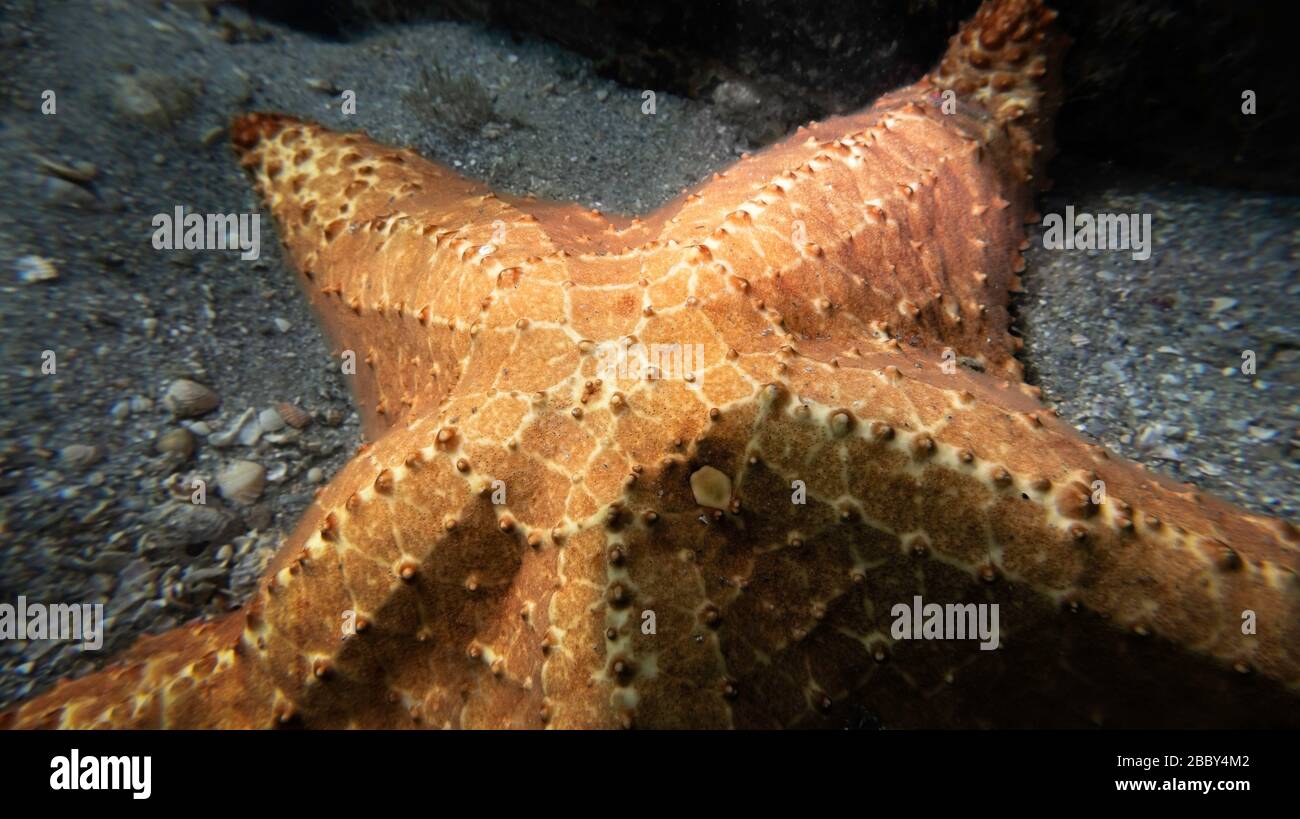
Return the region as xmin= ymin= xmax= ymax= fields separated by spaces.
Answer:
xmin=5 ymin=0 xmax=1298 ymax=730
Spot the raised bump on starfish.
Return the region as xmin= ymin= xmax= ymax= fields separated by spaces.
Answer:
xmin=4 ymin=0 xmax=1296 ymax=730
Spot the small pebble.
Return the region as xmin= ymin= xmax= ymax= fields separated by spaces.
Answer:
xmin=60 ymin=444 xmax=102 ymax=470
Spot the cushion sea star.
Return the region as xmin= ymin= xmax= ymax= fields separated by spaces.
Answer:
xmin=4 ymin=0 xmax=1297 ymax=729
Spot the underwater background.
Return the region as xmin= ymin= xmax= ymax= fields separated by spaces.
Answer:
xmin=0 ymin=0 xmax=1294 ymax=713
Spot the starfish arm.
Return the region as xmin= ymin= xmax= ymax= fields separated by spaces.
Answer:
xmin=0 ymin=615 xmax=272 ymax=728
xmin=929 ymin=0 xmax=1069 ymax=193
xmin=573 ymin=349 xmax=1298 ymax=728
xmin=232 ymin=114 xmax=573 ymax=439
xmin=3 ymin=410 xmax=562 ymax=729
xmin=662 ymin=0 xmax=1064 ymax=382
xmin=236 ymin=412 xmax=552 ymax=728
xmin=656 ymin=91 xmax=1037 ymax=382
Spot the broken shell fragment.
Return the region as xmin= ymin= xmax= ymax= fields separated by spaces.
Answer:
xmin=16 ymin=255 xmax=58 ymax=284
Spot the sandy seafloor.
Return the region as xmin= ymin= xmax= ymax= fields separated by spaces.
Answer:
xmin=0 ymin=1 xmax=1295 ymax=711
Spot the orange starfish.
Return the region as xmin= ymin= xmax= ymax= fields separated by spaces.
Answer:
xmin=5 ymin=0 xmax=1297 ymax=729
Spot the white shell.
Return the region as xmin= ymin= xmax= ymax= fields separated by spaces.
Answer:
xmin=258 ymin=407 xmax=286 ymax=433
xmin=163 ymin=379 xmax=219 ymax=418
xmin=217 ymin=460 xmax=265 ymax=506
